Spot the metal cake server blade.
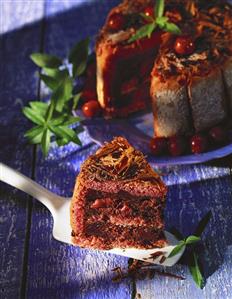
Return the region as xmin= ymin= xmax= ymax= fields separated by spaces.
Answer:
xmin=0 ymin=162 xmax=185 ymax=266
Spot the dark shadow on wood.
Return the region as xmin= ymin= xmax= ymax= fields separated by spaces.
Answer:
xmin=165 ymin=174 xmax=232 ymax=282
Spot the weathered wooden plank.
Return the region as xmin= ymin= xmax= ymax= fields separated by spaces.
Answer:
xmin=0 ymin=1 xmax=45 ymax=298
xmin=26 ymin=1 xmax=132 ymax=298
xmin=1 ymin=1 xmax=44 ymax=34
xmin=136 ymin=162 xmax=232 ymax=298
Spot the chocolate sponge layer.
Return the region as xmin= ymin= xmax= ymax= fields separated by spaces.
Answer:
xmin=70 ymin=137 xmax=167 ymax=250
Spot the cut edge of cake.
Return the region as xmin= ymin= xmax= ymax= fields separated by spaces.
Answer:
xmin=70 ymin=137 xmax=167 ymax=250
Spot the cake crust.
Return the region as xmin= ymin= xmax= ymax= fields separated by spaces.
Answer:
xmin=188 ymin=68 xmax=228 ymax=132
xmin=151 ymin=76 xmax=192 ymax=137
xmin=223 ymin=58 xmax=232 ymax=114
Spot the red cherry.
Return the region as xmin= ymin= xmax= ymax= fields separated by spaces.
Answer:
xmin=150 ymin=137 xmax=168 ymax=156
xmin=108 ymin=13 xmax=125 ymax=31
xmin=143 ymin=6 xmax=154 ymax=19
xmin=191 ymin=134 xmax=208 ymax=154
xmin=82 ymin=100 xmax=101 ymax=118
xmin=168 ymin=136 xmax=186 ymax=156
xmin=209 ymin=126 xmax=227 ymax=144
xmin=174 ymin=36 xmax=195 ymax=56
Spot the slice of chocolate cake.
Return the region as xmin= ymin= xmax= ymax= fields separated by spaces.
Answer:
xmin=70 ymin=137 xmax=167 ymax=250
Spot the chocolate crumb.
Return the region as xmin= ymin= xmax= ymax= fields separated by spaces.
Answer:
xmin=159 ymin=256 xmax=167 ymax=264
xmin=150 ymin=251 xmax=166 ymax=260
xmin=111 ymin=259 xmax=185 ymax=282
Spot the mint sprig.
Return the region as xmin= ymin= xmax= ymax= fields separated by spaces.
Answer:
xmin=23 ymin=39 xmax=89 ymax=156
xmin=168 ymin=235 xmax=201 ymax=258
xmin=168 ymin=211 xmax=211 ymax=289
xmin=30 ymin=53 xmax=62 ymax=68
xmin=188 ymin=252 xmax=204 ymax=289
xmin=128 ymin=0 xmax=181 ymax=43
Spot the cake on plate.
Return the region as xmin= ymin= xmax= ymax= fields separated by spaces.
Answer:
xmin=96 ymin=0 xmax=232 ymax=138
xmin=70 ymin=137 xmax=167 ymax=250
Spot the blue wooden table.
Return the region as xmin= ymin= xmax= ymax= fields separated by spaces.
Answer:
xmin=1 ymin=1 xmax=232 ymax=298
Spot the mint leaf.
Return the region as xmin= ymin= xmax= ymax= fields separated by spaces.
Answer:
xmin=72 ymin=92 xmax=82 ymax=110
xmin=24 ymin=126 xmax=44 ymax=144
xmin=56 ymin=138 xmax=70 ymax=146
xmin=49 ymin=125 xmax=82 ymax=146
xmin=45 ymin=100 xmax=55 ymax=122
xmin=52 ymin=77 xmax=73 ymax=112
xmin=155 ymin=0 xmax=165 ymax=18
xmin=188 ymin=252 xmax=205 ymax=289
xmin=168 ymin=241 xmax=185 ymax=258
xmin=44 ymin=68 xmax=69 ymax=80
xmin=29 ymin=101 xmax=48 ymax=116
xmin=69 ymin=38 xmax=89 ymax=77
xmin=49 ymin=115 xmax=81 ymax=126
xmin=140 ymin=13 xmax=154 ymax=23
xmin=41 ymin=129 xmax=51 ymax=156
xmin=63 ymin=115 xmax=81 ymax=126
xmin=194 ymin=211 xmax=212 ymax=237
xmin=22 ymin=107 xmax=45 ymax=125
xmin=30 ymin=53 xmax=62 ymax=68
xmin=40 ymin=74 xmax=60 ymax=91
xmin=49 ymin=115 xmax=66 ymax=126
xmin=57 ymin=126 xmax=81 ymax=145
xmin=23 ymin=38 xmax=87 ymax=156
xmin=156 ymin=16 xmax=168 ymax=28
xmin=185 ymin=235 xmax=201 ymax=245
xmin=128 ymin=23 xmax=156 ymax=43
xmin=168 ymin=236 xmax=200 ymax=258
xmin=164 ymin=22 xmax=182 ymax=35
xmin=41 ymin=70 xmax=70 ymax=92
xmin=129 ymin=1 xmax=181 ymax=43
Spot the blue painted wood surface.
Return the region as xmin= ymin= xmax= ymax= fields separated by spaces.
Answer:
xmin=1 ymin=1 xmax=232 ymax=299
xmin=0 ymin=2 xmax=45 ymax=298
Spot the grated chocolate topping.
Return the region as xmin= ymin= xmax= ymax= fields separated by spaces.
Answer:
xmin=154 ymin=1 xmax=232 ymax=82
xmin=81 ymin=137 xmax=160 ymax=182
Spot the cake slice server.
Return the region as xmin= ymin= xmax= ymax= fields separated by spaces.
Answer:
xmin=0 ymin=162 xmax=184 ymax=266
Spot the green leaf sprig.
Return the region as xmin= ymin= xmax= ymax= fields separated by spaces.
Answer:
xmin=168 ymin=235 xmax=201 ymax=258
xmin=128 ymin=0 xmax=181 ymax=43
xmin=23 ymin=38 xmax=89 ymax=156
xmin=168 ymin=211 xmax=212 ymax=289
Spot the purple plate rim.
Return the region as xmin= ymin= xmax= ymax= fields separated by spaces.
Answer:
xmin=78 ymin=115 xmax=232 ymax=166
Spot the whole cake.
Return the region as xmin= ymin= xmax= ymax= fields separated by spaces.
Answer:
xmin=70 ymin=137 xmax=167 ymax=250
xmin=96 ymin=0 xmax=232 ymax=138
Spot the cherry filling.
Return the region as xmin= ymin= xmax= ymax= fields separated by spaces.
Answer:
xmin=101 ymin=31 xmax=162 ymax=115
xmin=111 ymin=54 xmax=154 ymax=109
xmin=84 ymin=189 xmax=164 ymax=228
xmin=84 ymin=188 xmax=165 ymax=248
xmin=84 ymin=222 xmax=164 ymax=248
